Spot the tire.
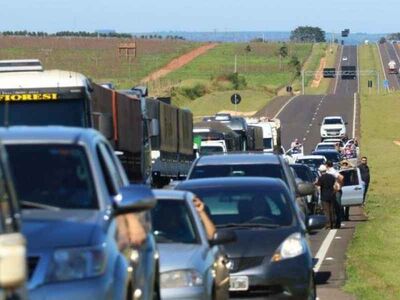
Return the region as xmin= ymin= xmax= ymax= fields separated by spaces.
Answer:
xmin=308 ymin=273 xmax=317 ymax=300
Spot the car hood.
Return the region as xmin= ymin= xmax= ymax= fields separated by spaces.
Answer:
xmin=221 ymin=227 xmax=298 ymax=259
xmin=158 ymin=243 xmax=207 ymax=273
xmin=22 ymin=209 xmax=105 ymax=251
xmin=321 ymin=124 xmax=344 ymax=130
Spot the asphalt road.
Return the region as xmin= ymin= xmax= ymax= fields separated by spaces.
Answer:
xmin=378 ymin=42 xmax=400 ymax=90
xmin=267 ymin=45 xmax=362 ymax=299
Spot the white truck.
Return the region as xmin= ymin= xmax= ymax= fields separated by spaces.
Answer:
xmin=388 ymin=60 xmax=398 ymax=74
xmin=245 ymin=117 xmax=281 ymax=153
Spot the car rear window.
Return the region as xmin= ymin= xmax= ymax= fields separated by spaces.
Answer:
xmin=6 ymin=144 xmax=98 ymax=209
xmin=189 ymin=164 xmax=285 ymax=181
xmin=151 ymin=200 xmax=199 ymax=244
xmin=185 ymin=186 xmax=293 ymax=227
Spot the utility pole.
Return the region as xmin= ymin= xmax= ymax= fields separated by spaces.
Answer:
xmin=234 ymin=55 xmax=237 ymax=73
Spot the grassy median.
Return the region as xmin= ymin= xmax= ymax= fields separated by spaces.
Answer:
xmin=344 ymin=45 xmax=400 ymax=299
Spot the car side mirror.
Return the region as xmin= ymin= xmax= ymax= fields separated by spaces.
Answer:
xmin=209 ymin=230 xmax=236 ymax=246
xmin=113 ymin=184 xmax=157 ymax=216
xmin=92 ymin=112 xmax=113 ymax=140
xmin=0 ymin=233 xmax=26 ymax=289
xmin=297 ymin=182 xmax=315 ymax=197
xmin=150 ymin=119 xmax=160 ymax=137
xmin=307 ymin=215 xmax=327 ymax=231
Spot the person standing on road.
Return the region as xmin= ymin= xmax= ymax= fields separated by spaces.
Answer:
xmin=326 ymin=161 xmax=344 ymax=228
xmin=358 ymin=156 xmax=370 ymax=203
xmin=315 ymin=165 xmax=336 ymax=229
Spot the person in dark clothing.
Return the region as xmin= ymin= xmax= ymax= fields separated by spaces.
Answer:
xmin=315 ymin=164 xmax=336 ymax=229
xmin=358 ymin=156 xmax=370 ymax=202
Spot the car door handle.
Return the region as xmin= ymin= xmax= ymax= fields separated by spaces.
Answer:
xmin=354 ymin=187 xmax=362 ymax=191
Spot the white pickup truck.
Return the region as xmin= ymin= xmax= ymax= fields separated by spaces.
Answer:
xmin=320 ymin=116 xmax=347 ymax=139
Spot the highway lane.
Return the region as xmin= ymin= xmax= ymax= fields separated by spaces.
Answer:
xmin=271 ymin=45 xmax=360 ymax=299
xmin=378 ymin=42 xmax=400 ymax=90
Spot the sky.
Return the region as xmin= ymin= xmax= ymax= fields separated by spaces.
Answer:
xmin=0 ymin=0 xmax=397 ymax=33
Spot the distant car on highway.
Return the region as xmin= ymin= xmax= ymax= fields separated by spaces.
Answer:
xmin=311 ymin=150 xmax=342 ymax=169
xmin=187 ymin=153 xmax=315 ymax=219
xmin=342 ymin=56 xmax=348 ymax=61
xmin=320 ymin=116 xmax=347 ymax=139
xmin=176 ymin=177 xmax=326 ymax=300
xmin=152 ymin=190 xmax=233 ymax=300
xmin=1 ymin=127 xmax=159 ymax=300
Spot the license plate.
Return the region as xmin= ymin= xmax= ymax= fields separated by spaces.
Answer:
xmin=229 ymin=276 xmax=249 ymax=291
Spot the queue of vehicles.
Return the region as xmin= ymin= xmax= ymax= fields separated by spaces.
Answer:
xmin=0 ymin=60 xmax=363 ymax=300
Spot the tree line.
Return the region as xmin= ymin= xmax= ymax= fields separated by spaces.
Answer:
xmin=0 ymin=31 xmax=186 ymax=40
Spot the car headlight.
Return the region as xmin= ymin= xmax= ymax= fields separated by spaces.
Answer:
xmin=46 ymin=245 xmax=107 ymax=283
xmin=271 ymin=233 xmax=305 ymax=262
xmin=161 ymin=269 xmax=203 ymax=288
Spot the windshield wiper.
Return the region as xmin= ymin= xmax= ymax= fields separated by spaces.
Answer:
xmin=216 ymin=223 xmax=280 ymax=229
xmin=20 ymin=201 xmax=61 ymax=211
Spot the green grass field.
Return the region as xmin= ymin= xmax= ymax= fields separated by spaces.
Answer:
xmin=358 ymin=44 xmax=386 ymax=96
xmin=0 ymin=37 xmax=198 ymax=88
xmin=161 ymin=42 xmax=314 ymax=116
xmin=344 ymin=45 xmax=400 ymax=300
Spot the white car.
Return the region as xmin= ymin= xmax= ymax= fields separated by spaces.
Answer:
xmin=342 ymin=56 xmax=348 ymax=61
xmin=320 ymin=116 xmax=347 ymax=139
xmin=315 ymin=142 xmax=337 ymax=152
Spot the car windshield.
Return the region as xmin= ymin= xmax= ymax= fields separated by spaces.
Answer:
xmin=317 ymin=144 xmax=335 ymax=150
xmin=190 ymin=164 xmax=285 ymax=181
xmin=314 ymin=152 xmax=340 ymax=162
xmin=296 ymin=158 xmax=325 ymax=168
xmin=200 ymin=145 xmax=224 ymax=155
xmin=6 ymin=144 xmax=97 ymax=209
xmin=0 ymin=99 xmax=87 ymax=127
xmin=185 ymin=186 xmax=293 ymax=227
xmin=323 ymin=118 xmax=342 ymax=125
xmin=151 ymin=200 xmax=199 ymax=244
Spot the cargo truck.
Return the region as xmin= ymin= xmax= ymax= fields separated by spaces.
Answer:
xmin=388 ymin=60 xmax=398 ymax=74
xmin=0 ymin=59 xmax=193 ymax=186
xmin=246 ymin=117 xmax=282 ymax=153
xmin=193 ymin=121 xmax=241 ymax=154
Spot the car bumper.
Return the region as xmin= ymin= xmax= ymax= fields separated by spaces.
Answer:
xmin=29 ymin=275 xmax=116 ymax=300
xmin=229 ymin=254 xmax=312 ymax=300
xmin=161 ymin=286 xmax=206 ymax=300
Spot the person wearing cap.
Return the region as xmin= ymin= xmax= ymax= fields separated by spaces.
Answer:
xmin=315 ymin=164 xmax=336 ymax=229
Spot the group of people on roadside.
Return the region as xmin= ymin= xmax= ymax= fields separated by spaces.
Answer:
xmin=315 ymin=156 xmax=370 ymax=229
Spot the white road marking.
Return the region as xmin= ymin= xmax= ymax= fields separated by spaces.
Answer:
xmin=314 ymin=229 xmax=337 ymax=272
xmin=353 ymin=93 xmax=357 ymax=138
xmin=376 ymin=42 xmax=388 ymax=82
xmin=325 ymin=257 xmax=334 ymax=261
xmin=333 ymin=46 xmax=344 ymax=94
xmin=273 ymin=95 xmax=299 ymax=118
xmin=357 ymin=45 xmax=360 ymax=94
xmin=335 ymin=236 xmax=342 ymax=240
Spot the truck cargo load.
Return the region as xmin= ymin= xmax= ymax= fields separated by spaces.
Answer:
xmin=247 ymin=125 xmax=264 ymax=151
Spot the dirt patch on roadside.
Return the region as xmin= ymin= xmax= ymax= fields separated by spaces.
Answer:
xmin=141 ymin=43 xmax=217 ymax=83
xmin=311 ymin=57 xmax=327 ymax=88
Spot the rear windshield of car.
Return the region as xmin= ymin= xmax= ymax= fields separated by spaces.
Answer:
xmin=151 ymin=200 xmax=199 ymax=244
xmin=189 ymin=164 xmax=285 ymax=182
xmin=185 ymin=186 xmax=293 ymax=227
xmin=323 ymin=118 xmax=342 ymax=125
xmin=296 ymin=159 xmax=325 ymax=168
xmin=6 ymin=144 xmax=98 ymax=209
xmin=317 ymin=144 xmax=335 ymax=150
xmin=200 ymin=146 xmax=224 ymax=155
xmin=314 ymin=152 xmax=340 ymax=162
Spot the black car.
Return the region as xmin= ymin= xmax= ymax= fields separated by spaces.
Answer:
xmin=176 ymin=177 xmax=325 ymax=300
xmin=187 ymin=153 xmax=315 ymax=220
